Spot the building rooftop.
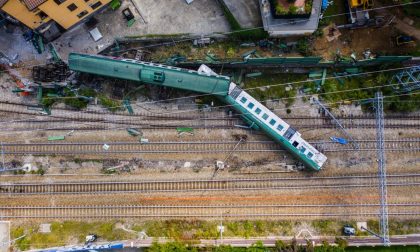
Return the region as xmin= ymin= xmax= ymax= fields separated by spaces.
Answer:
xmin=260 ymin=0 xmax=322 ymax=36
xmin=0 ymin=0 xmax=8 ymax=8
xmin=23 ymin=0 xmax=47 ymax=10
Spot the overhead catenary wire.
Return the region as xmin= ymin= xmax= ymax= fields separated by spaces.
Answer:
xmin=0 ymin=66 xmax=419 ymax=131
xmin=0 ymin=91 xmax=418 ymax=145
xmin=0 ymin=65 xmax=418 ymax=131
xmin=0 ymin=0 xmax=419 ymax=74
xmin=0 ymin=73 xmax=417 ymax=131
xmin=1 ymin=64 xmax=417 ymax=119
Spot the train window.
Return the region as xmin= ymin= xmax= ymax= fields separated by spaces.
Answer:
xmin=292 ymin=141 xmax=299 ymax=147
xmin=255 ymin=108 xmax=262 ymax=114
xmin=240 ymin=97 xmax=247 ymax=103
xmin=269 ymin=119 xmax=276 ymax=126
xmin=247 ymin=102 xmax=254 ymax=109
xmin=300 ymin=147 xmax=306 ymax=153
xmin=307 ymin=152 xmax=313 ymax=158
xmin=276 ymin=124 xmax=284 ymax=131
xmin=283 ymin=127 xmax=296 ymax=140
xmin=262 ymin=113 xmax=269 ymax=120
xmin=153 ymin=71 xmax=165 ymax=82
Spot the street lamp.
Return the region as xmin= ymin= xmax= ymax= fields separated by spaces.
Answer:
xmin=218 ymin=211 xmax=230 ymax=245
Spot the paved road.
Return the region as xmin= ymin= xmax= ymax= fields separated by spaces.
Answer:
xmin=29 ymin=234 xmax=420 ymax=251
xmin=0 ymin=221 xmax=10 ymax=252
xmin=122 ymin=234 xmax=420 ymax=247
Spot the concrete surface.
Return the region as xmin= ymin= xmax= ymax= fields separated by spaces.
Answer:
xmin=260 ymin=0 xmax=322 ymax=36
xmin=53 ymin=0 xmax=230 ymax=61
xmin=0 ymin=26 xmax=48 ymax=66
xmin=39 ymin=223 xmax=51 ymax=233
xmin=0 ymin=221 xmax=10 ymax=252
xmin=223 ymin=0 xmax=262 ymax=28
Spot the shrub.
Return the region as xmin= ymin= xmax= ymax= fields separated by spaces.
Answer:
xmin=99 ymin=95 xmax=122 ymax=112
xmin=275 ymin=4 xmax=288 ymax=15
xmin=78 ymin=87 xmax=97 ymax=97
xmin=296 ymin=38 xmax=312 ymax=56
xmin=41 ymin=97 xmax=56 ymax=108
xmin=231 ymin=28 xmax=269 ymax=41
xmin=289 ymin=5 xmax=298 ymax=14
xmin=305 ymin=2 xmax=312 ymax=13
xmin=64 ymin=97 xmax=89 ymax=110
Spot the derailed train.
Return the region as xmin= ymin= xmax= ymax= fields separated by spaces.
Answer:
xmin=68 ymin=53 xmax=327 ymax=171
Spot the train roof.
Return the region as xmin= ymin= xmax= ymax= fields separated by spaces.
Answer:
xmin=68 ymin=53 xmax=231 ymax=96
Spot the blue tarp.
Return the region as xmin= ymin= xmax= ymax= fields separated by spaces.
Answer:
xmin=321 ymin=0 xmax=329 ymax=10
xmin=330 ymin=137 xmax=348 ymax=145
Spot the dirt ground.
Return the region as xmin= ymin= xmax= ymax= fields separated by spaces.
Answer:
xmin=313 ymin=26 xmax=418 ymax=60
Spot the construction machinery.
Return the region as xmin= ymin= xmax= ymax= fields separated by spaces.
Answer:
xmin=347 ymin=0 xmax=373 ymax=25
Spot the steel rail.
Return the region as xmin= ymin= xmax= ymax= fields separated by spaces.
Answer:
xmin=1 ymin=204 xmax=419 ymax=219
xmin=1 ymin=174 xmax=420 ymax=195
xmin=1 ymin=101 xmax=420 ymax=130
xmin=1 ymin=139 xmax=419 ymax=155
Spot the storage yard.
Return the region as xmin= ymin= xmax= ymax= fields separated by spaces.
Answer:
xmin=1 ymin=0 xmax=420 ymax=250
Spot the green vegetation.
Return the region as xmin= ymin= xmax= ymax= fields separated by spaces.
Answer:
xmin=275 ymin=4 xmax=288 ymax=15
xmin=240 ymin=68 xmax=419 ymax=113
xmin=346 ymin=246 xmax=420 ymax=252
xmin=40 ymin=87 xmax=95 ymax=110
xmin=78 ymin=87 xmax=97 ymax=97
xmin=271 ymin=0 xmax=312 ymax=15
xmin=11 ymin=221 xmax=135 ymax=250
xmin=124 ymin=33 xmax=190 ymax=39
xmin=296 ymin=38 xmax=312 ymax=56
xmin=99 ymin=95 xmax=122 ymax=112
xmin=403 ymin=0 xmax=420 ymax=17
xmin=145 ymin=240 xmax=347 ymax=252
xmin=11 ymin=219 xmax=420 ymax=250
xmin=243 ymin=73 xmax=305 ymax=107
xmin=288 ymin=5 xmax=298 ymax=15
xmin=40 ymin=97 xmax=57 ymax=108
xmin=132 ymin=220 xmax=294 ymax=241
xmin=320 ymin=0 xmax=347 ymax=25
xmin=312 ymin=220 xmax=357 ymax=236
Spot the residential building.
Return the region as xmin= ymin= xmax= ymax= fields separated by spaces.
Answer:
xmin=0 ymin=0 xmax=111 ymax=40
xmin=259 ymin=0 xmax=322 ymax=36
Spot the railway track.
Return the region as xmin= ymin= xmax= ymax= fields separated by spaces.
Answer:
xmin=1 ymin=204 xmax=419 ymax=219
xmin=1 ymin=173 xmax=420 ymax=195
xmin=1 ymin=139 xmax=419 ymax=155
xmin=1 ymin=101 xmax=419 ymax=130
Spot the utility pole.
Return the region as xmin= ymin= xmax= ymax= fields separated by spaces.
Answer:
xmin=314 ymin=99 xmax=359 ymax=149
xmin=374 ymin=91 xmax=390 ymax=246
xmin=1 ymin=142 xmax=4 ymax=171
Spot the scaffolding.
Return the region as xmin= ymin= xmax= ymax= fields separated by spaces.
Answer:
xmin=374 ymin=91 xmax=390 ymax=246
xmin=314 ymin=99 xmax=359 ymax=150
xmin=390 ymin=65 xmax=420 ymax=93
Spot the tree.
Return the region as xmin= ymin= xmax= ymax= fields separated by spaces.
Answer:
xmin=147 ymin=241 xmax=196 ymax=252
xmin=334 ymin=237 xmax=348 ymax=249
xmin=306 ymin=240 xmax=314 ymax=252
xmin=274 ymin=240 xmax=286 ymax=251
xmin=291 ymin=237 xmax=298 ymax=252
xmin=247 ymin=241 xmax=267 ymax=252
